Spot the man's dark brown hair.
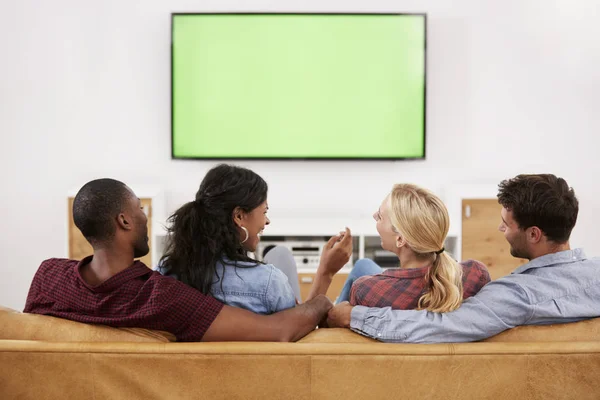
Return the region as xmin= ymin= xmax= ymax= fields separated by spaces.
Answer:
xmin=497 ymin=174 xmax=579 ymax=243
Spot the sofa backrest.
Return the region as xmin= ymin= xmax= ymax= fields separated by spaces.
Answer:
xmin=484 ymin=317 xmax=600 ymax=342
xmin=3 ymin=304 xmax=599 ymax=343
xmin=0 ymin=306 xmax=175 ymax=342
xmin=299 ymin=318 xmax=600 ymax=343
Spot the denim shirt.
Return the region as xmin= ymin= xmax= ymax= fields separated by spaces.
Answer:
xmin=157 ymin=258 xmax=296 ymax=315
xmin=350 ymin=248 xmax=600 ymax=343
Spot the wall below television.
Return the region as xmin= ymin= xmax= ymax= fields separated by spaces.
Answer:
xmin=1 ymin=0 xmax=599 ymax=311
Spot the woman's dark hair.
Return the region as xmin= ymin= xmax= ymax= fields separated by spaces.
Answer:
xmin=159 ymin=164 xmax=268 ymax=294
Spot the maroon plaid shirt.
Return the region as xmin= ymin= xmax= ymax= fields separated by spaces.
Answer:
xmin=24 ymin=257 xmax=223 ymax=341
xmin=350 ymin=259 xmax=490 ymax=309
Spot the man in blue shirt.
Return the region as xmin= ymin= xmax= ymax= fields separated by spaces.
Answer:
xmin=326 ymin=174 xmax=600 ymax=343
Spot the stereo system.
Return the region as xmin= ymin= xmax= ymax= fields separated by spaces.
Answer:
xmin=257 ymin=238 xmax=352 ymax=270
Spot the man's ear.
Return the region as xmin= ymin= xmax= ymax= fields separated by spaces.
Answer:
xmin=116 ymin=213 xmax=132 ymax=231
xmin=232 ymin=207 xmax=245 ymax=228
xmin=526 ymin=226 xmax=543 ymax=244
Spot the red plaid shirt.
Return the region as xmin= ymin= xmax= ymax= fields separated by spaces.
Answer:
xmin=350 ymin=259 xmax=490 ymax=309
xmin=24 ymin=257 xmax=223 ymax=341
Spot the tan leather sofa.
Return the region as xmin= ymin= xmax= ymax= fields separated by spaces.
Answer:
xmin=2 ymin=305 xmax=600 ymax=400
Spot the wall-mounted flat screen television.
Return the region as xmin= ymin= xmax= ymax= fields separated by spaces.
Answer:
xmin=172 ymin=13 xmax=426 ymax=159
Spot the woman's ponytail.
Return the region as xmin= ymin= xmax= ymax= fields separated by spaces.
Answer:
xmin=418 ymin=251 xmax=463 ymax=312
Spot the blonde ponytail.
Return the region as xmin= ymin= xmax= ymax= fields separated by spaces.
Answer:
xmin=417 ymin=251 xmax=463 ymax=312
xmin=388 ymin=184 xmax=464 ymax=313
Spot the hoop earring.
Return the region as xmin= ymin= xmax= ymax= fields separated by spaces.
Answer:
xmin=240 ymin=227 xmax=249 ymax=244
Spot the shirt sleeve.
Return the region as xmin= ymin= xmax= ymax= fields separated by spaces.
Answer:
xmin=350 ymin=277 xmax=534 ymax=343
xmin=23 ymin=260 xmax=49 ymax=313
xmin=266 ymin=266 xmax=297 ymax=314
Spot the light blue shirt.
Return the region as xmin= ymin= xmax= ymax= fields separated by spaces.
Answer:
xmin=211 ymin=258 xmax=296 ymax=314
xmin=350 ymin=248 xmax=600 ymax=343
xmin=157 ymin=258 xmax=296 ymax=315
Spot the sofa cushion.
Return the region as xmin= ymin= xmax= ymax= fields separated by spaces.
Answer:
xmin=0 ymin=306 xmax=175 ymax=342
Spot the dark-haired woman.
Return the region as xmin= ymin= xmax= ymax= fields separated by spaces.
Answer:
xmin=158 ymin=164 xmax=351 ymax=315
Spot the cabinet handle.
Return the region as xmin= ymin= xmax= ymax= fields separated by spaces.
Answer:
xmin=300 ymin=277 xmax=313 ymax=283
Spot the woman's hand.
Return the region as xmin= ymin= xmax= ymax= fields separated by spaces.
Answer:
xmin=317 ymin=227 xmax=353 ymax=278
xmin=304 ymin=228 xmax=352 ymax=302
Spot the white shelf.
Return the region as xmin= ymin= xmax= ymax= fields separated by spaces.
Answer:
xmin=297 ymin=267 xmax=352 ymax=274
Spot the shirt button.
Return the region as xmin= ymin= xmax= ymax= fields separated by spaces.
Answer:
xmin=377 ymin=333 xmax=382 ymax=337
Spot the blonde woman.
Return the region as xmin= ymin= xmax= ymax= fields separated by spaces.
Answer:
xmin=336 ymin=184 xmax=490 ymax=311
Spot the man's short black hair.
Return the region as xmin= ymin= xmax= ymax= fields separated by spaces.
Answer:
xmin=497 ymin=174 xmax=579 ymax=243
xmin=73 ymin=178 xmax=132 ymax=245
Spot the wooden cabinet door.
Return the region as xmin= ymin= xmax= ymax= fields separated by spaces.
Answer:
xmin=68 ymin=197 xmax=153 ymax=268
xmin=298 ymin=272 xmax=349 ymax=302
xmin=462 ymin=199 xmax=527 ymax=280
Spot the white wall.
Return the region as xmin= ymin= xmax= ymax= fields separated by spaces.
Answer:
xmin=1 ymin=0 xmax=599 ymax=310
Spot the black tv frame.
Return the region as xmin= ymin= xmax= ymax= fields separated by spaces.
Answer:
xmin=171 ymin=12 xmax=427 ymax=161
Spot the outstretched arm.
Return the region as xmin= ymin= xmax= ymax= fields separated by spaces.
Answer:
xmin=203 ymin=294 xmax=333 ymax=342
xmin=327 ymin=279 xmax=534 ymax=343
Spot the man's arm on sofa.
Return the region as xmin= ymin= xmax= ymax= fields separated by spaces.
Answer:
xmin=327 ymin=279 xmax=534 ymax=343
xmin=202 ymin=294 xmax=333 ymax=342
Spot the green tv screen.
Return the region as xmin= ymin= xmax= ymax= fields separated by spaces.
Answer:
xmin=172 ymin=13 xmax=426 ymax=159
